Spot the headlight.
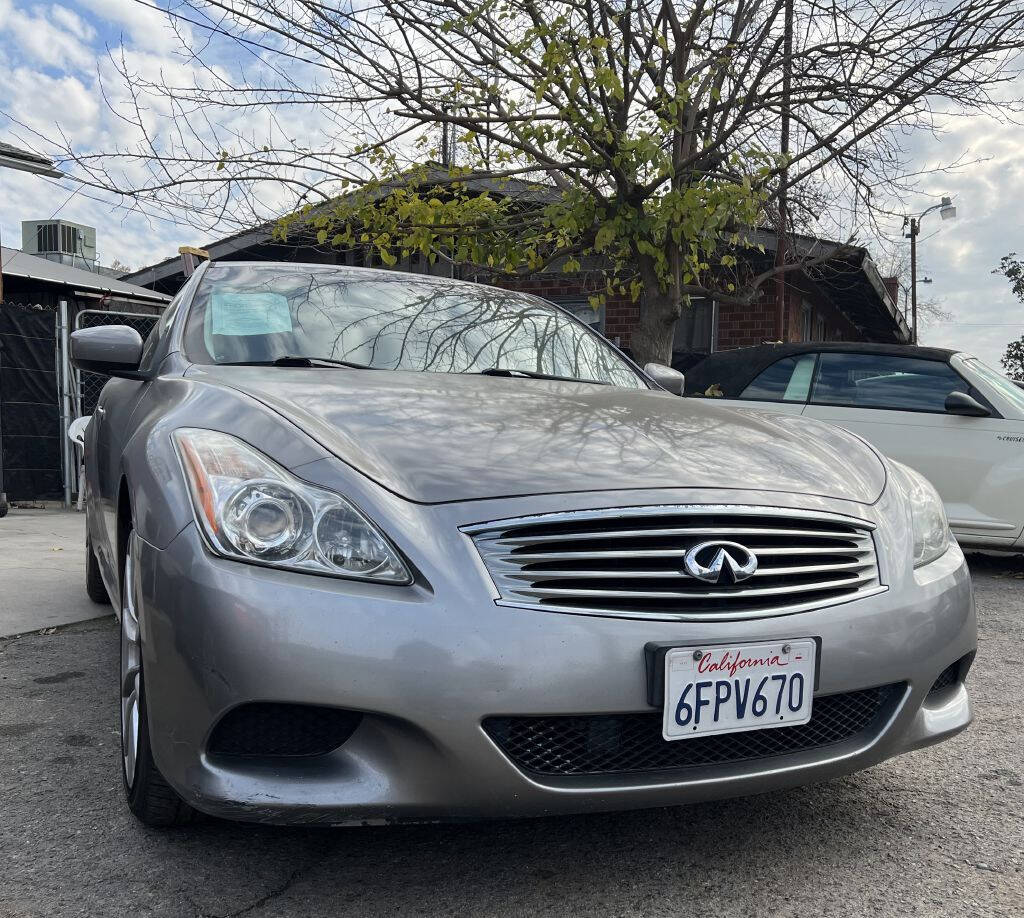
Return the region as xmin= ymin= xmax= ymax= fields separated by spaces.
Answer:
xmin=890 ymin=461 xmax=950 ymax=568
xmin=173 ymin=428 xmax=411 ymax=583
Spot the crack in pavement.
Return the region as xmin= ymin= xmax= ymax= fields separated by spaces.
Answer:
xmin=195 ymin=868 xmax=303 ymax=918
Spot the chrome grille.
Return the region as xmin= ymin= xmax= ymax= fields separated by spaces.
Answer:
xmin=465 ymin=505 xmax=885 ymax=621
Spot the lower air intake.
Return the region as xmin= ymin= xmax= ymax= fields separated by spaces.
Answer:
xmin=927 ymin=662 xmax=961 ymax=697
xmin=208 ymin=703 xmax=362 ymax=758
xmin=484 ymin=685 xmax=900 ymax=777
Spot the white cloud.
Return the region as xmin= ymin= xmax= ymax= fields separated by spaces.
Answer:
xmin=79 ymin=0 xmax=184 ymax=53
xmin=909 ymin=113 xmax=1024 ymax=367
xmin=0 ymin=2 xmax=98 ymax=71
xmin=4 ymin=67 xmax=101 ymax=142
xmin=0 ymin=0 xmax=216 ymax=267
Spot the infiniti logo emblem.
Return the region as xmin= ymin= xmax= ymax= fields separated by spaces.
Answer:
xmin=683 ymin=541 xmax=759 ymax=584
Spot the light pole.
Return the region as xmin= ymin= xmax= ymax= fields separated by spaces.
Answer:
xmin=905 ymin=196 xmax=957 ymax=345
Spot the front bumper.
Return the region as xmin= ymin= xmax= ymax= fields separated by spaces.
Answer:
xmin=137 ymin=511 xmax=976 ymax=826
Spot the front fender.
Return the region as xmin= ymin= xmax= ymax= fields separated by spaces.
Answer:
xmin=119 ymin=376 xmax=332 ymax=549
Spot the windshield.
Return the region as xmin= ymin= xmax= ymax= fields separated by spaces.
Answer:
xmin=183 ymin=264 xmax=645 ymax=389
xmin=963 ymin=357 xmax=1024 ymax=413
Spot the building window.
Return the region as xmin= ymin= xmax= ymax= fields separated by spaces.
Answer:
xmin=673 ymin=297 xmax=715 ymax=355
xmin=800 ymin=302 xmax=813 ymax=341
xmin=814 ymin=314 xmax=826 ymax=341
xmin=554 ymin=298 xmax=605 ymax=334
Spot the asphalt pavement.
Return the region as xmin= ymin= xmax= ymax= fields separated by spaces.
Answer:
xmin=0 ymin=529 xmax=1021 ymax=917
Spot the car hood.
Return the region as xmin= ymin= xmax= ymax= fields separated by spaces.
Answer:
xmin=187 ymin=367 xmax=886 ymax=505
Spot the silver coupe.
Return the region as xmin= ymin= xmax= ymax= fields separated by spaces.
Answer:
xmin=72 ymin=261 xmax=976 ymax=826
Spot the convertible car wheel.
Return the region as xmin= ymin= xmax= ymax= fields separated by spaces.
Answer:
xmin=120 ymin=531 xmax=194 ymax=827
xmin=85 ymin=536 xmax=110 ymax=605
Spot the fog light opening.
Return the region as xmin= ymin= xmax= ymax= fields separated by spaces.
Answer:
xmin=207 ymin=702 xmax=363 ymax=758
xmin=926 ymin=658 xmax=967 ymax=698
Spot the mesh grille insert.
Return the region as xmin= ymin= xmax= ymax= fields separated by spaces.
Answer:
xmin=484 ymin=685 xmax=900 ymax=777
xmin=208 ymin=703 xmax=362 ymax=758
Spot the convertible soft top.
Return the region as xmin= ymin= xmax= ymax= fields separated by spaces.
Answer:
xmin=684 ymin=342 xmax=961 ymax=398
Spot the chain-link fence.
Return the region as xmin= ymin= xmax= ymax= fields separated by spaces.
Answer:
xmin=74 ymin=309 xmax=159 ymax=417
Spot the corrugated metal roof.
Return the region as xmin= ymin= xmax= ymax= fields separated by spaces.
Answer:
xmin=1 ymin=246 xmax=171 ymax=303
xmin=0 ymin=141 xmax=62 ymax=177
xmin=0 ymin=141 xmax=53 ymax=165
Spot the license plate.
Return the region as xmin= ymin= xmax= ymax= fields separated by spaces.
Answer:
xmin=662 ymin=640 xmax=816 ymax=741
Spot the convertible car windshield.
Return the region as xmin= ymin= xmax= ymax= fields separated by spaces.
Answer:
xmin=183 ymin=263 xmax=644 ymax=388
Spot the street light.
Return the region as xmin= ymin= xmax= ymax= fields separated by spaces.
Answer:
xmin=905 ymin=196 xmax=957 ymax=345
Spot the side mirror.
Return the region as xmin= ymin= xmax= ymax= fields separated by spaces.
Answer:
xmin=644 ymin=362 xmax=685 ymax=395
xmin=945 ymin=390 xmax=990 ymax=417
xmin=71 ymin=326 xmax=145 ymax=379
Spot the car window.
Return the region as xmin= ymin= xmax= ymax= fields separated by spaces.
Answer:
xmin=810 ymin=353 xmax=969 ymax=412
xmin=138 ymin=277 xmax=193 ymax=372
xmin=183 ymin=264 xmax=646 ymax=389
xmin=740 ymin=353 xmax=817 ymax=402
xmin=963 ymin=357 xmax=1024 ymax=413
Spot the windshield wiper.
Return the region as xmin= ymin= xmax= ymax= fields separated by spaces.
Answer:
xmin=476 ymin=367 xmax=610 ymax=385
xmin=217 ymin=355 xmax=373 ymax=369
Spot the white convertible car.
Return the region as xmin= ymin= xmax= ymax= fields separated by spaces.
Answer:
xmin=685 ymin=343 xmax=1024 ymax=551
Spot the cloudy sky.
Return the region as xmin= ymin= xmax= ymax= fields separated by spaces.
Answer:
xmin=1 ymin=0 xmax=1022 ymax=368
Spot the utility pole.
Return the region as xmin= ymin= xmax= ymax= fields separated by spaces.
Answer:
xmin=909 ymin=217 xmax=918 ymax=345
xmin=775 ymin=0 xmax=793 ymax=341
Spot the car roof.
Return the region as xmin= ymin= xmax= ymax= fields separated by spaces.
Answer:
xmin=684 ymin=342 xmax=962 ymax=397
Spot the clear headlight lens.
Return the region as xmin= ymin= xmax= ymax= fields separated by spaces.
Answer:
xmin=890 ymin=461 xmax=950 ymax=568
xmin=173 ymin=428 xmax=411 ymax=583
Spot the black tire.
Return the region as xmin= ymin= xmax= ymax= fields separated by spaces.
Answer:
xmin=85 ymin=536 xmax=111 ymax=605
xmin=120 ymin=529 xmax=196 ymax=827
xmin=0 ymin=499 xmax=8 ymax=519
xmin=123 ymin=666 xmax=196 ymax=827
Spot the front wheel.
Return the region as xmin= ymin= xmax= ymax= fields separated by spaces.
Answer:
xmin=120 ymin=530 xmax=195 ymax=827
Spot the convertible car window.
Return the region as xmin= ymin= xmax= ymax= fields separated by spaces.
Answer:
xmin=183 ymin=264 xmax=645 ymax=389
xmin=810 ymin=353 xmax=968 ymax=412
xmin=740 ymin=353 xmax=817 ymax=402
xmin=963 ymin=357 xmax=1024 ymax=412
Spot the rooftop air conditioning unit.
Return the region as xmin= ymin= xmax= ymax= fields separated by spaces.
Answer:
xmin=21 ymin=219 xmax=97 ymax=270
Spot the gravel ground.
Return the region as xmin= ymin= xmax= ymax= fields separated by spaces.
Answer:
xmin=0 ymin=555 xmax=1021 ymax=918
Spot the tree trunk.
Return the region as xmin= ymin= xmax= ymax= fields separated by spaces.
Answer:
xmin=630 ymin=287 xmax=680 ymax=368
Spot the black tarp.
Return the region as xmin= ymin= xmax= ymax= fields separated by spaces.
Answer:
xmin=0 ymin=303 xmax=61 ymax=500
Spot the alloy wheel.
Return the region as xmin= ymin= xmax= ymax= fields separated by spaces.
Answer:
xmin=120 ymin=534 xmax=142 ymax=790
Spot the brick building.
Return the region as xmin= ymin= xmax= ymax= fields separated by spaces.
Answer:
xmin=124 ymin=189 xmax=908 ymax=362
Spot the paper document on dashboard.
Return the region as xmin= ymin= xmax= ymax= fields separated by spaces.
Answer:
xmin=210 ymin=291 xmax=293 ymax=336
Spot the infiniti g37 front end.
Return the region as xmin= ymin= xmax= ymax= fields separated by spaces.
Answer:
xmin=75 ymin=262 xmax=975 ymax=826
xmin=133 ymin=470 xmax=973 ymax=825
